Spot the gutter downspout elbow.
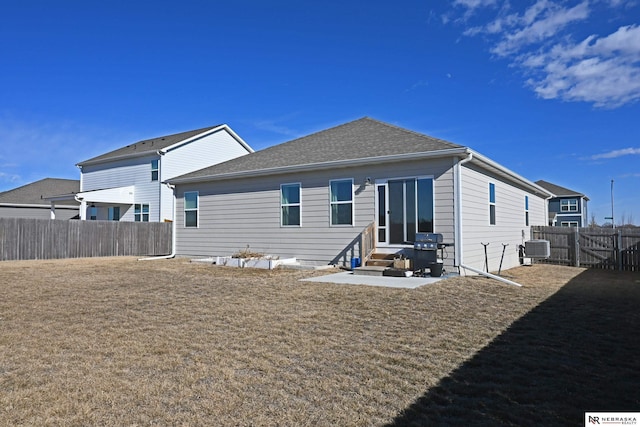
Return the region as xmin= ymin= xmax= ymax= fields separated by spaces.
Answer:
xmin=139 ymin=182 xmax=176 ymax=261
xmin=460 ymin=264 xmax=523 ymax=287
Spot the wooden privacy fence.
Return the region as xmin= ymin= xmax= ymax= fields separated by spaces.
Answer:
xmin=531 ymin=226 xmax=640 ymax=271
xmin=0 ymin=218 xmax=172 ymax=261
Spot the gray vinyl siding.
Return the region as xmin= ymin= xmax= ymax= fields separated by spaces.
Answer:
xmin=0 ymin=206 xmax=78 ymax=220
xmin=460 ymin=164 xmax=547 ymax=273
xmin=174 ymin=158 xmax=455 ymax=265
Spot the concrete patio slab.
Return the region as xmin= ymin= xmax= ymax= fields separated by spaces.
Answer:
xmin=301 ymin=271 xmax=450 ymax=289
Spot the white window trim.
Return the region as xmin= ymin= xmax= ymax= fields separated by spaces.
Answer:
xmin=561 ymin=221 xmax=579 ymax=227
xmin=560 ymin=199 xmax=578 ymax=212
xmin=134 ymin=203 xmax=150 ymax=222
xmin=151 ymin=159 xmax=159 ymax=182
xmin=489 ymin=182 xmax=496 ymax=226
xmin=280 ymin=183 xmax=302 ymax=227
xmin=184 ymin=191 xmax=199 ymax=228
xmin=329 ymin=178 xmax=354 ymax=227
xmin=374 ymin=175 xmax=436 ymax=245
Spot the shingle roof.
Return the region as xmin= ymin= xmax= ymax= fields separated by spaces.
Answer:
xmin=171 ymin=117 xmax=463 ymax=181
xmin=535 ymin=180 xmax=589 ymax=200
xmin=77 ymin=125 xmax=220 ymax=166
xmin=0 ymin=178 xmax=80 ymax=205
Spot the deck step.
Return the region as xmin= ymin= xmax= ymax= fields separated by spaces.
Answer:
xmin=366 ymin=259 xmax=395 ymax=267
xmin=369 ymin=252 xmax=396 ymax=260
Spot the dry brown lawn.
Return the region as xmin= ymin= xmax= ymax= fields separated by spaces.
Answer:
xmin=0 ymin=257 xmax=638 ymax=426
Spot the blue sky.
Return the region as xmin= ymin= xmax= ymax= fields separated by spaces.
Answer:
xmin=1 ymin=0 xmax=638 ymax=224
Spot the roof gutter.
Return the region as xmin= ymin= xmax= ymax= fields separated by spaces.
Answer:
xmin=77 ymin=150 xmax=160 ymax=168
xmin=167 ymin=147 xmax=471 ymax=185
xmin=468 ymin=150 xmax=552 ymax=198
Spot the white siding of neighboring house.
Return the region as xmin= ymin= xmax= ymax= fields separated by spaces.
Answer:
xmin=80 ymin=127 xmax=252 ymax=222
xmin=159 ymin=128 xmax=252 ymax=222
xmin=459 ymin=163 xmax=547 ymax=273
xmin=173 ymin=158 xmax=456 ymax=266
xmin=81 ymin=154 xmax=161 ymax=221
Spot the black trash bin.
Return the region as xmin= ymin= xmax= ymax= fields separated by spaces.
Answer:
xmin=429 ymin=262 xmax=444 ymax=277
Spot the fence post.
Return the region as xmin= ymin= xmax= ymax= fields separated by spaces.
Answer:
xmin=574 ymin=227 xmax=580 ymax=267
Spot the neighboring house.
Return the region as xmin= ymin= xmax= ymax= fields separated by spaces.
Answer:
xmin=0 ymin=178 xmax=80 ymax=220
xmin=167 ymin=118 xmax=552 ymax=273
xmin=535 ymin=180 xmax=589 ymax=227
xmin=69 ymin=125 xmax=253 ymax=222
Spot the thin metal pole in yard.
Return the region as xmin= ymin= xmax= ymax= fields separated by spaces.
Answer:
xmin=617 ymin=229 xmax=623 ymax=271
xmin=611 ymin=179 xmax=615 ymax=229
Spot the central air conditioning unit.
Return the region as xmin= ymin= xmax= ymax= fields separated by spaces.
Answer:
xmin=524 ymin=240 xmax=551 ymax=258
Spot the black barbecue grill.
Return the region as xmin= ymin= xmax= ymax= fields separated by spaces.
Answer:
xmin=413 ymin=233 xmax=451 ymax=277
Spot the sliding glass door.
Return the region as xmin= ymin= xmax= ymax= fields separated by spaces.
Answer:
xmin=376 ymin=177 xmax=433 ymax=244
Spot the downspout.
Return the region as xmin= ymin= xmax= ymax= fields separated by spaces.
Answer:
xmin=455 ymin=151 xmax=523 ymax=287
xmin=454 ymin=151 xmax=473 ymax=269
xmin=460 ymin=264 xmax=523 ymax=287
xmin=139 ymin=182 xmax=176 ymax=260
xmin=74 ymin=194 xmax=87 ymax=221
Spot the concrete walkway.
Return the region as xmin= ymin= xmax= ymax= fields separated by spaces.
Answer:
xmin=300 ymin=271 xmax=449 ymax=289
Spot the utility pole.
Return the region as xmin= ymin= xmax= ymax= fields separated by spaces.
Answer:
xmin=611 ymin=179 xmax=615 ymax=229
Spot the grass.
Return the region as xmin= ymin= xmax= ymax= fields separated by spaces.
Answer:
xmin=0 ymin=257 xmax=638 ymax=426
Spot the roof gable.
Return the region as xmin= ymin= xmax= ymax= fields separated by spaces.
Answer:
xmin=171 ymin=118 xmax=463 ymax=182
xmin=0 ymin=178 xmax=80 ymax=205
xmin=77 ymin=125 xmax=221 ymax=166
xmin=535 ymin=180 xmax=588 ymax=200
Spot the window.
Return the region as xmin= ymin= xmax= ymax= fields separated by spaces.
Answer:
xmin=281 ymin=183 xmax=301 ymax=226
xmin=561 ymin=199 xmax=578 ymax=212
xmin=525 ymin=196 xmax=529 ymax=226
xmin=89 ymin=205 xmax=97 ymax=221
xmin=561 ymin=221 xmax=579 ymax=227
xmin=184 ymin=192 xmax=198 ymax=227
xmin=489 ymin=183 xmax=496 ymax=225
xmin=134 ymin=204 xmax=149 ymax=222
xmin=151 ymin=159 xmax=159 ymax=181
xmin=330 ymin=179 xmax=353 ymax=226
xmin=108 ymin=206 xmax=120 ymax=221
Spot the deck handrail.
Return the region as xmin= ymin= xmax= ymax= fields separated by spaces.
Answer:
xmin=360 ymin=221 xmax=376 ymax=264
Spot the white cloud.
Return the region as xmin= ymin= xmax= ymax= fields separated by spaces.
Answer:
xmin=0 ymin=171 xmax=22 ymax=186
xmin=523 ymin=25 xmax=640 ymax=107
xmin=491 ymin=1 xmax=590 ymax=56
xmin=451 ymin=1 xmax=640 ymax=108
xmin=591 ymin=147 xmax=640 ymax=159
xmin=452 ymin=0 xmax=499 ymax=20
xmin=251 ymin=118 xmax=300 ymax=137
xmin=454 ymin=0 xmax=498 ymax=8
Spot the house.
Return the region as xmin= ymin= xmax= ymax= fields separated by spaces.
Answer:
xmin=69 ymin=125 xmax=253 ymax=222
xmin=535 ymin=180 xmax=589 ymax=227
xmin=166 ymin=118 xmax=552 ymax=274
xmin=0 ymin=178 xmax=80 ymax=220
